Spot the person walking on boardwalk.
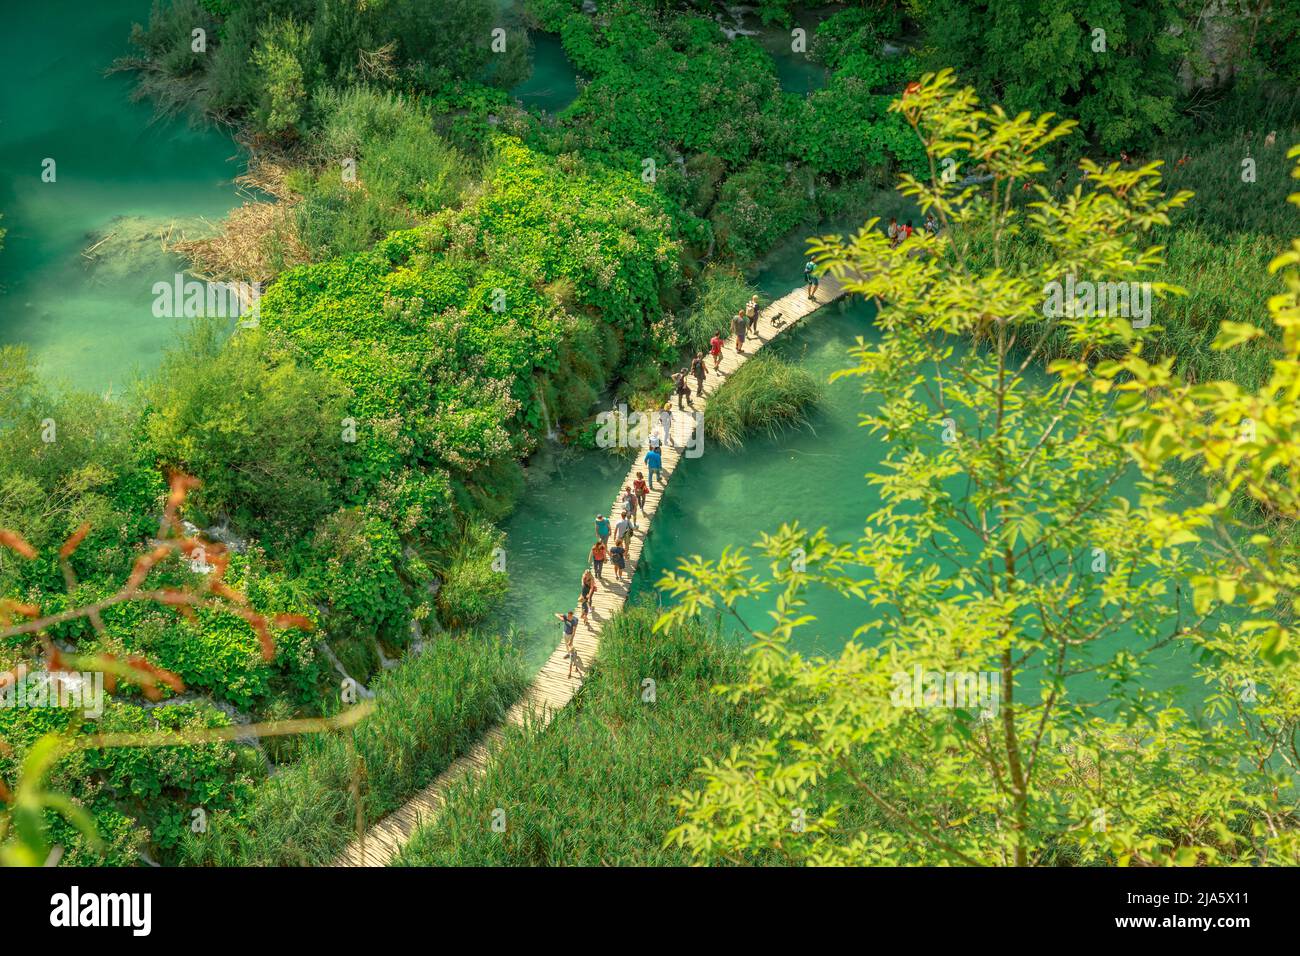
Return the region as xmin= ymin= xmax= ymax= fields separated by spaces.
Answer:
xmin=710 ymin=331 xmax=724 ymax=372
xmin=804 ymin=259 xmax=819 ymax=300
xmin=732 ymin=309 xmax=747 ymax=354
xmin=690 ymin=351 xmax=706 ymax=397
xmin=673 ymin=368 xmax=694 ymax=410
xmin=594 ymin=513 xmax=610 ymax=547
xmin=590 ymin=538 xmax=607 ymax=579
xmin=580 ymin=568 xmax=597 ymax=626
xmin=557 ymin=610 xmax=584 ymax=678
xmin=887 ymin=216 xmax=900 ymax=247
xmin=660 ymin=403 xmax=675 ymax=448
xmin=566 ymin=644 xmax=585 ymax=679
xmin=555 ymin=610 xmax=578 ymax=657
xmin=622 ymin=485 xmax=639 ymax=526
xmin=609 ymin=539 xmax=626 ymax=582
xmin=745 ymin=294 xmax=760 ymax=335
xmin=633 ymin=471 xmax=649 ymax=508
xmin=645 ymin=445 xmax=663 ymax=489
xmin=614 ymin=510 xmax=634 ymax=549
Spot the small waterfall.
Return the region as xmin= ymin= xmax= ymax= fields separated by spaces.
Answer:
xmin=317 ymin=642 xmax=374 ymax=699
xmin=716 ymin=5 xmax=760 ymax=40
xmin=536 ymin=382 xmax=559 ymax=441
xmin=373 ymin=636 xmax=398 ymax=670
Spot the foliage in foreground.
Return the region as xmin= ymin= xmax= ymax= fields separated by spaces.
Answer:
xmin=657 ymin=71 xmax=1300 ymax=866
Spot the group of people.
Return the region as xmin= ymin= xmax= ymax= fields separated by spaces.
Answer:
xmin=887 ymin=213 xmax=940 ymax=249
xmin=667 ymin=293 xmax=765 ymax=411
xmin=556 ymin=470 xmax=654 ymax=678
xmin=553 ymin=273 xmax=822 ymax=678
xmin=801 ymin=213 xmax=940 ymax=297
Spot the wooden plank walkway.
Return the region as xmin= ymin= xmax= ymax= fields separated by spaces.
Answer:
xmin=333 ymin=273 xmax=846 ymax=866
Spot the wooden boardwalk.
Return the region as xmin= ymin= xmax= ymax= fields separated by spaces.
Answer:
xmin=333 ymin=274 xmax=846 ymax=866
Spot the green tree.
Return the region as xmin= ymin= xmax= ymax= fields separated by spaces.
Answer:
xmin=143 ymin=322 xmax=350 ymax=539
xmin=918 ymin=0 xmax=1190 ymax=153
xmin=251 ymin=16 xmax=315 ymax=139
xmin=656 ymin=70 xmax=1300 ymax=866
xmin=1105 ymin=142 xmax=1300 ymax=792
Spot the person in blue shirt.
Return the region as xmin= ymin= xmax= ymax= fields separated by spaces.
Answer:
xmin=645 ymin=446 xmax=663 ymax=489
xmin=594 ymin=513 xmax=610 ymax=546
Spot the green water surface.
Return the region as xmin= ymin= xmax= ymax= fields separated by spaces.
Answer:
xmin=0 ymin=0 xmax=245 ymax=393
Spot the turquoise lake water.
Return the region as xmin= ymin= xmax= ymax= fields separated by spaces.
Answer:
xmin=0 ymin=0 xmax=246 ymax=394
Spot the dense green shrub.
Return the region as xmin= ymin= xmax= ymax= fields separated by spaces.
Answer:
xmin=0 ymin=352 xmax=164 ymax=599
xmin=143 ymin=321 xmax=351 ymax=540
xmin=530 ymin=1 xmax=925 ymax=261
xmin=122 ymin=0 xmax=528 ymax=135
xmin=302 ymin=509 xmax=415 ymax=651
xmin=0 ymin=698 xmax=263 ymax=865
xmin=286 ymin=87 xmax=473 ymax=259
xmin=917 ymin=0 xmax=1189 ymax=154
xmin=712 ymin=161 xmax=811 ymax=261
xmin=260 ymin=135 xmax=680 ymax=490
xmin=251 ymin=16 xmax=317 ymax=139
xmin=434 ymin=520 xmax=509 ymax=631
xmin=792 ymin=18 xmax=927 ymax=179
xmin=81 ymin=702 xmax=264 ymax=858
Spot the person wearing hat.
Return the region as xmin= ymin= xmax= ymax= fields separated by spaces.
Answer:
xmin=745 ymin=294 xmax=760 ymax=334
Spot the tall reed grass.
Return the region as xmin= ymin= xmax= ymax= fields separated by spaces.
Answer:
xmin=179 ymin=634 xmax=527 ymax=865
xmin=704 ymin=352 xmax=822 ymax=450
xmin=393 ymin=604 xmax=758 ymax=866
xmin=676 ymin=265 xmax=755 ymax=354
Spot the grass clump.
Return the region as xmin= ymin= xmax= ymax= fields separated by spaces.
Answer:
xmin=178 ymin=634 xmax=527 ymax=866
xmin=704 ymin=351 xmax=821 ymax=450
xmin=434 ymin=519 xmax=509 ymax=630
xmin=393 ymin=604 xmax=756 ymax=866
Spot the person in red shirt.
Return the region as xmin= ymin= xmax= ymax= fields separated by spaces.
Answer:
xmin=633 ymin=472 xmax=649 ymax=509
xmin=710 ymin=331 xmax=724 ymax=371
